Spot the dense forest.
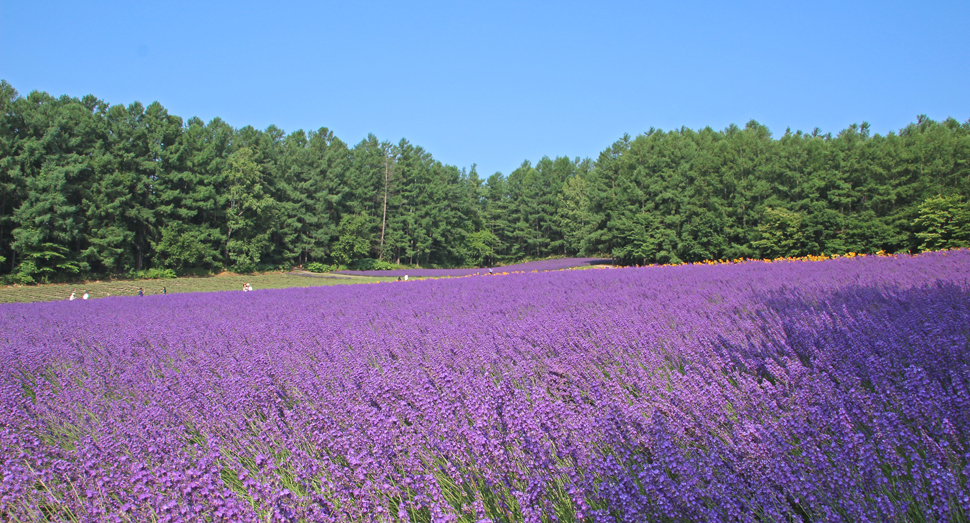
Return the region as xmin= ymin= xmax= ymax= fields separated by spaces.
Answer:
xmin=1 ymin=80 xmax=968 ymax=283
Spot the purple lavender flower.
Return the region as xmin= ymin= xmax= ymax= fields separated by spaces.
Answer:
xmin=1 ymin=250 xmax=968 ymax=521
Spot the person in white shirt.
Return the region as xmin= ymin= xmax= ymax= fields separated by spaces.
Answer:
xmin=69 ymin=292 xmax=76 ymax=301
xmin=82 ymin=292 xmax=89 ymax=300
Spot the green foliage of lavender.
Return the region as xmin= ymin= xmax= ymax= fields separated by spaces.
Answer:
xmin=1 ymin=251 xmax=969 ymax=522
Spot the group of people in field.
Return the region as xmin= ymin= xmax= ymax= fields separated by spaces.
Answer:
xmin=64 ymin=267 xmax=497 ymax=301
xmin=63 ymin=267 xmax=500 ymax=301
xmin=392 ymin=268 xmax=493 ymax=282
xmin=66 ymin=283 xmax=261 ymax=301
xmin=69 ymin=286 xmax=167 ymax=300
xmin=66 ymin=267 xmax=499 ymax=300
xmin=62 ymin=265 xmax=502 ymax=302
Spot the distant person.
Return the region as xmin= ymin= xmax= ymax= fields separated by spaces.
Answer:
xmin=404 ymin=275 xmax=408 ymax=281
xmin=162 ymin=287 xmax=167 ymax=295
xmin=243 ymin=283 xmax=253 ymax=292
xmin=397 ymin=276 xmax=401 ymax=281
xmin=138 ymin=287 xmax=144 ymax=297
xmin=82 ymin=291 xmax=89 ymax=300
xmin=488 ymin=267 xmax=493 ymax=275
xmin=69 ymin=292 xmax=76 ymax=301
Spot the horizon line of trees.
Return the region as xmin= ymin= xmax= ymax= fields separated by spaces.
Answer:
xmin=1 ymin=80 xmax=968 ymax=284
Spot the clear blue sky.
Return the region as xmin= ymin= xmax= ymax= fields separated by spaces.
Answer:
xmin=2 ymin=1 xmax=968 ymax=177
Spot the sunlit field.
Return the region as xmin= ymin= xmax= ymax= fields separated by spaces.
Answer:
xmin=0 ymin=258 xmax=609 ymax=304
xmin=335 ymin=258 xmax=612 ymax=277
xmin=0 ymin=272 xmax=390 ymax=304
xmin=1 ymin=251 xmax=968 ymax=522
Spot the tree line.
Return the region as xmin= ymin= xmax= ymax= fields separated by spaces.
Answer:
xmin=1 ymin=80 xmax=968 ymax=283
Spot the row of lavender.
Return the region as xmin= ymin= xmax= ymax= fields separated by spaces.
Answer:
xmin=1 ymin=251 xmax=968 ymax=522
xmin=334 ymin=258 xmax=611 ymax=277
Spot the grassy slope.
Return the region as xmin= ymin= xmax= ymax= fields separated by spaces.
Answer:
xmin=0 ymin=271 xmax=394 ymax=304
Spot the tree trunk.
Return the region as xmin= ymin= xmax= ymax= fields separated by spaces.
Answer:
xmin=379 ymin=177 xmax=388 ymax=258
xmin=225 ymin=225 xmax=233 ymax=262
xmin=379 ymin=147 xmax=392 ymax=259
xmin=0 ymin=196 xmax=4 ymax=267
xmin=136 ymin=226 xmax=144 ymax=271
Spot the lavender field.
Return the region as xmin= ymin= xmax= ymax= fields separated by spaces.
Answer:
xmin=334 ymin=258 xmax=611 ymax=277
xmin=2 ymin=252 xmax=969 ymax=522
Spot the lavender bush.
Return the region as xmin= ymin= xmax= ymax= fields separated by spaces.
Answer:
xmin=334 ymin=258 xmax=611 ymax=277
xmin=2 ymin=251 xmax=968 ymax=522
